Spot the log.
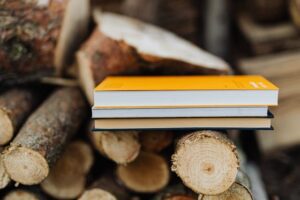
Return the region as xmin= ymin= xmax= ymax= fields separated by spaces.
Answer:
xmin=0 ymin=88 xmax=40 ymax=145
xmin=0 ymin=150 xmax=10 ymax=189
xmin=171 ymin=131 xmax=239 ymax=195
xmin=116 ymin=151 xmax=170 ymax=193
xmin=0 ymin=0 xmax=90 ymax=84
xmin=2 ymin=87 xmax=87 ymax=185
xmin=165 ymin=196 xmax=195 ymax=200
xmin=90 ymin=131 xmax=141 ymax=164
xmin=78 ymin=188 xmax=117 ymax=200
xmin=140 ymin=131 xmax=173 ymax=153
xmin=198 ymin=171 xmax=252 ymax=200
xmin=290 ymin=0 xmax=300 ymax=29
xmin=152 ymin=183 xmax=197 ymax=200
xmin=77 ymin=11 xmax=230 ymax=103
xmin=41 ymin=140 xmax=94 ymax=199
xmin=3 ymin=189 xmax=46 ymax=200
xmin=3 ymin=190 xmax=39 ymax=200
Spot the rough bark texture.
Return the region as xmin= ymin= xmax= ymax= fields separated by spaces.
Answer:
xmin=41 ymin=140 xmax=94 ymax=199
xmin=116 ymin=151 xmax=170 ymax=193
xmin=78 ymin=188 xmax=117 ymax=200
xmin=0 ymin=0 xmax=66 ymax=74
xmin=140 ymin=131 xmax=173 ymax=153
xmin=171 ymin=131 xmax=239 ymax=195
xmin=2 ymin=87 xmax=88 ymax=185
xmin=0 ymin=0 xmax=90 ymax=84
xmin=90 ymin=131 xmax=141 ymax=164
xmin=0 ymin=88 xmax=40 ymax=145
xmin=290 ymin=0 xmax=300 ymax=29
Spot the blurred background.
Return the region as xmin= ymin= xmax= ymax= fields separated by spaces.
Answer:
xmin=91 ymin=0 xmax=300 ymax=199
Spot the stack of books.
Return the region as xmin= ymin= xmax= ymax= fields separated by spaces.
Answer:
xmin=92 ymin=76 xmax=278 ymax=130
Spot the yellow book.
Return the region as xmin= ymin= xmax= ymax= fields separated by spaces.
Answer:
xmin=94 ymin=76 xmax=278 ymax=108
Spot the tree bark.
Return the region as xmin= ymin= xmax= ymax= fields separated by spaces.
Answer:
xmin=171 ymin=131 xmax=239 ymax=195
xmin=2 ymin=87 xmax=88 ymax=185
xmin=140 ymin=131 xmax=173 ymax=153
xmin=116 ymin=151 xmax=170 ymax=193
xmin=0 ymin=0 xmax=90 ymax=84
xmin=90 ymin=130 xmax=141 ymax=164
xmin=41 ymin=140 xmax=94 ymax=199
xmin=77 ymin=11 xmax=230 ymax=103
xmin=0 ymin=88 xmax=41 ymax=145
xmin=78 ymin=188 xmax=117 ymax=200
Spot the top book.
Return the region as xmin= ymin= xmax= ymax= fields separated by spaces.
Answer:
xmin=94 ymin=76 xmax=278 ymax=108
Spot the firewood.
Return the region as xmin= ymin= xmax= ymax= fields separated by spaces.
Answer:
xmin=165 ymin=196 xmax=195 ymax=200
xmin=198 ymin=171 xmax=253 ymax=200
xmin=0 ymin=150 xmax=10 ymax=189
xmin=140 ymin=131 xmax=173 ymax=153
xmin=152 ymin=183 xmax=197 ymax=200
xmin=3 ymin=190 xmax=39 ymax=200
xmin=90 ymin=131 xmax=141 ymax=164
xmin=88 ymin=173 xmax=131 ymax=200
xmin=290 ymin=0 xmax=300 ymax=29
xmin=2 ymin=87 xmax=88 ymax=185
xmin=0 ymin=88 xmax=40 ymax=145
xmin=171 ymin=131 xmax=239 ymax=195
xmin=116 ymin=152 xmax=170 ymax=193
xmin=41 ymin=140 xmax=94 ymax=199
xmin=0 ymin=0 xmax=90 ymax=84
xmin=77 ymin=11 xmax=230 ymax=103
xmin=78 ymin=188 xmax=117 ymax=200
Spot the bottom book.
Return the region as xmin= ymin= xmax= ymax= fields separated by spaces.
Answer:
xmin=93 ymin=116 xmax=272 ymax=131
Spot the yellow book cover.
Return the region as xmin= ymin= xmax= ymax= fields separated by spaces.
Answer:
xmin=95 ymin=75 xmax=278 ymax=91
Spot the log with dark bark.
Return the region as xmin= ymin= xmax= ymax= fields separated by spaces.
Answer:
xmin=171 ymin=131 xmax=239 ymax=195
xmin=0 ymin=0 xmax=90 ymax=84
xmin=2 ymin=87 xmax=88 ymax=185
xmin=0 ymin=88 xmax=40 ymax=145
xmin=140 ymin=131 xmax=173 ymax=153
xmin=78 ymin=188 xmax=117 ymax=200
xmin=77 ymin=11 xmax=230 ymax=103
xmin=90 ymin=131 xmax=141 ymax=164
xmin=116 ymin=152 xmax=170 ymax=193
xmin=41 ymin=140 xmax=94 ymax=199
xmin=152 ymin=183 xmax=197 ymax=200
xmin=198 ymin=171 xmax=253 ymax=200
xmin=290 ymin=0 xmax=300 ymax=29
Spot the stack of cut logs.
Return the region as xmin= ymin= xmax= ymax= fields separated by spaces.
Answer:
xmin=0 ymin=0 xmax=252 ymax=199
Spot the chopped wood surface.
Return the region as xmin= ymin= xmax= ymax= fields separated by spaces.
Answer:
xmin=172 ymin=131 xmax=239 ymax=195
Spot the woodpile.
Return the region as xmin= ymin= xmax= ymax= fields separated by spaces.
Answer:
xmin=0 ymin=1 xmax=256 ymax=200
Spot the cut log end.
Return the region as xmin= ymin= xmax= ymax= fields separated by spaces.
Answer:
xmin=3 ymin=146 xmax=49 ymax=185
xmin=165 ymin=195 xmax=195 ymax=200
xmin=198 ymin=182 xmax=252 ymax=200
xmin=78 ymin=188 xmax=117 ymax=200
xmin=3 ymin=190 xmax=38 ymax=200
xmin=172 ymin=131 xmax=239 ymax=195
xmin=117 ymin=151 xmax=170 ymax=193
xmin=91 ymin=131 xmax=141 ymax=164
xmin=41 ymin=141 xmax=94 ymax=199
xmin=0 ymin=109 xmax=13 ymax=146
